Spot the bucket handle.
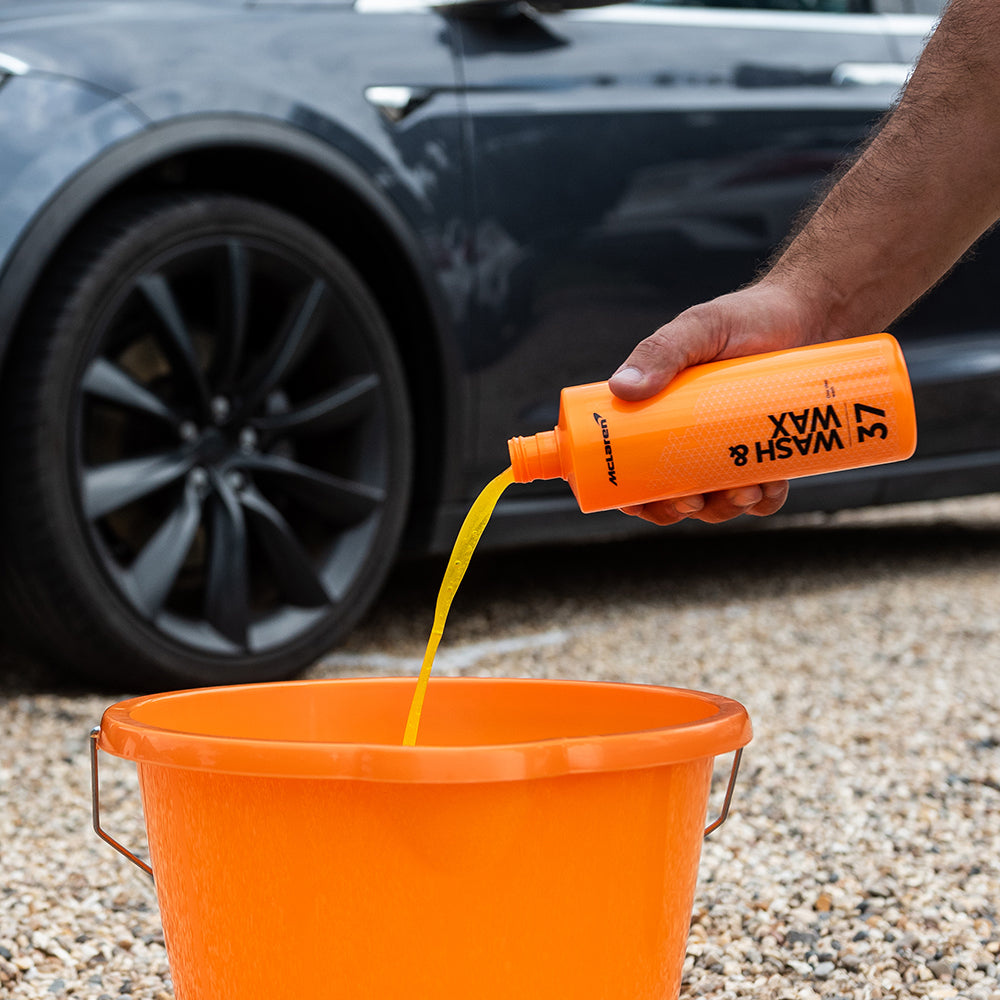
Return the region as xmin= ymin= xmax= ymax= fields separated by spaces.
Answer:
xmin=89 ymin=727 xmax=154 ymax=881
xmin=704 ymin=747 xmax=743 ymax=839
xmin=91 ymin=729 xmax=739 ymax=861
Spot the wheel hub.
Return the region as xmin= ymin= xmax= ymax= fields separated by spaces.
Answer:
xmin=192 ymin=426 xmax=235 ymax=466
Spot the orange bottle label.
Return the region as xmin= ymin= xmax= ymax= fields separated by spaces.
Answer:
xmin=512 ymin=334 xmax=916 ymax=513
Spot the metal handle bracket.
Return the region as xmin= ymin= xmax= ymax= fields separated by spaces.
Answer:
xmin=89 ymin=727 xmax=154 ymax=881
xmin=704 ymin=747 xmax=744 ymax=839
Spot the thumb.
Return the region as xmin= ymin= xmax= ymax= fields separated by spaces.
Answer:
xmin=609 ymin=304 xmax=727 ymax=401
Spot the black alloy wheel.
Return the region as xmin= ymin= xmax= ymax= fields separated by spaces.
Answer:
xmin=0 ymin=195 xmax=413 ymax=688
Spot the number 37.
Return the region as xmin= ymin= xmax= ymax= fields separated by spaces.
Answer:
xmin=854 ymin=403 xmax=888 ymax=442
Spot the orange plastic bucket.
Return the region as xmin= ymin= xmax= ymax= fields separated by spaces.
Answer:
xmin=91 ymin=677 xmax=751 ymax=1000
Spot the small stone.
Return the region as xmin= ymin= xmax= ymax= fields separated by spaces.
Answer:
xmin=813 ymin=961 xmax=836 ymax=978
xmin=787 ymin=930 xmax=819 ymax=946
xmin=927 ymin=958 xmax=954 ymax=979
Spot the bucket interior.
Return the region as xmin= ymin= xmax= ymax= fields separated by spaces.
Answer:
xmin=128 ymin=676 xmax=721 ymax=745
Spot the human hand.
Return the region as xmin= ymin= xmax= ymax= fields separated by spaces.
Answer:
xmin=608 ymin=280 xmax=825 ymax=525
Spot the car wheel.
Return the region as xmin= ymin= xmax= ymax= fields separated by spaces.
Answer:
xmin=0 ymin=194 xmax=413 ymax=688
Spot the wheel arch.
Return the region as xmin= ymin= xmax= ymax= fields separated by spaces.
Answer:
xmin=0 ymin=116 xmax=460 ymax=547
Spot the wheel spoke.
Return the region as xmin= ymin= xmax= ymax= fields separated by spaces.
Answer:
xmin=241 ymin=485 xmax=330 ymax=607
xmin=83 ymin=357 xmax=180 ymax=426
xmin=136 ymin=272 xmax=211 ymax=409
xmin=124 ymin=476 xmax=203 ymax=617
xmin=239 ymin=279 xmax=326 ymax=413
xmin=253 ymin=373 xmax=380 ymax=437
xmin=241 ymin=452 xmax=384 ymax=525
xmin=63 ymin=200 xmax=410 ymax=669
xmin=204 ymin=478 xmax=250 ymax=648
xmin=217 ymin=239 xmax=251 ymax=391
xmin=83 ymin=449 xmax=195 ymax=520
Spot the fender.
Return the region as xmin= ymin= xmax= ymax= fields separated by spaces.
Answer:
xmin=0 ymin=113 xmax=456 ymax=378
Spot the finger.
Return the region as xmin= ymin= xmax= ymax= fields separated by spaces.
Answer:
xmin=744 ymin=481 xmax=789 ymax=518
xmin=619 ymin=494 xmax=705 ymax=526
xmin=688 ymin=485 xmax=763 ymax=524
xmin=621 ymin=482 xmax=787 ymax=526
xmin=688 ymin=482 xmax=788 ymax=524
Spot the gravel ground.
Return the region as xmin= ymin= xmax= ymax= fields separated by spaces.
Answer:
xmin=2 ymin=494 xmax=1000 ymax=999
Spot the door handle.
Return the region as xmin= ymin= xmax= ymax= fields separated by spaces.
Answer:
xmin=364 ymin=85 xmax=433 ymax=123
xmin=832 ymin=62 xmax=911 ymax=88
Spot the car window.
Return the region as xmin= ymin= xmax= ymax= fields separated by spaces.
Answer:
xmin=869 ymin=0 xmax=945 ymax=11
xmin=637 ymin=0 xmax=870 ymax=11
xmin=637 ymin=0 xmax=945 ymax=10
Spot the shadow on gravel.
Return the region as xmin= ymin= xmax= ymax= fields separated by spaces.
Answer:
xmin=0 ymin=638 xmax=94 ymax=698
xmin=349 ymin=513 xmax=1000 ymax=645
xmin=4 ymin=512 xmax=1000 ymax=696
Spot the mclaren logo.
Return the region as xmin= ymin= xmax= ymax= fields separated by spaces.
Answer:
xmin=593 ymin=412 xmax=618 ymax=486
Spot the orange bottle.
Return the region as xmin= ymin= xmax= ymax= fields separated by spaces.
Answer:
xmin=508 ymin=333 xmax=916 ymax=513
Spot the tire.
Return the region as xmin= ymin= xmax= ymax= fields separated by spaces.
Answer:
xmin=0 ymin=194 xmax=413 ymax=688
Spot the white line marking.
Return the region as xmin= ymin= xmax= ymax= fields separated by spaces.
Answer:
xmin=317 ymin=628 xmax=573 ymax=675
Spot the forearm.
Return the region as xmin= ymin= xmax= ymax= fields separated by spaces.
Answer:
xmin=763 ymin=0 xmax=1000 ymax=338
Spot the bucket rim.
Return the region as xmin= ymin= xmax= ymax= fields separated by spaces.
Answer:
xmin=95 ymin=677 xmax=751 ymax=783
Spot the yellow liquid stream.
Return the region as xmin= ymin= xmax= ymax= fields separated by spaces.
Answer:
xmin=402 ymin=466 xmax=515 ymax=746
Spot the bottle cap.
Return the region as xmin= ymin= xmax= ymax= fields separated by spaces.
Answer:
xmin=508 ymin=430 xmax=563 ymax=483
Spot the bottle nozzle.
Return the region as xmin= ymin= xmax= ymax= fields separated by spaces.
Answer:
xmin=508 ymin=430 xmax=563 ymax=483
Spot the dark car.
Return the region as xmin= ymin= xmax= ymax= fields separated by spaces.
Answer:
xmin=0 ymin=0 xmax=992 ymax=689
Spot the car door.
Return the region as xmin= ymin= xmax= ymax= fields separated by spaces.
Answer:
xmin=452 ymin=0 xmax=925 ymax=500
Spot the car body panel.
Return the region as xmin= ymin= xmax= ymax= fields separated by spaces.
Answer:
xmin=0 ymin=75 xmax=146 ymax=310
xmin=1 ymin=0 xmax=997 ymax=562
